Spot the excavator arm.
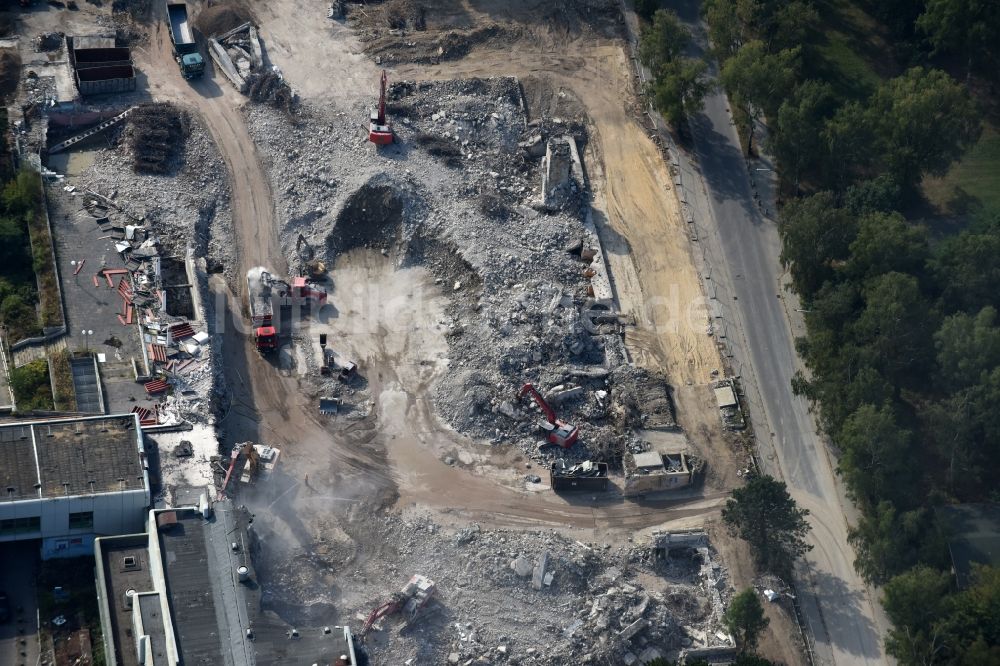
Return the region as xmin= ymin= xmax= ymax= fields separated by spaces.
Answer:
xmin=518 ymin=383 xmax=556 ymax=423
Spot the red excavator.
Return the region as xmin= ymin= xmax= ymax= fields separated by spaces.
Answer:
xmin=360 ymin=575 xmax=436 ymax=639
xmin=368 ymin=70 xmax=394 ymax=145
xmin=519 ymin=383 xmax=580 ymax=448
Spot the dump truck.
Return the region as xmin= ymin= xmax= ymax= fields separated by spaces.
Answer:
xmin=246 ymin=267 xmax=278 ymax=354
xmin=166 ymin=3 xmax=205 ymax=78
xmin=247 ymin=267 xmax=329 ymax=354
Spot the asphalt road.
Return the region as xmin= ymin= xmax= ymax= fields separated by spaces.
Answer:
xmin=657 ymin=1 xmax=889 ymax=663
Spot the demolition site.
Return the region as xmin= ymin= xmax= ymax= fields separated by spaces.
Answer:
xmin=0 ymin=1 xmax=803 ymax=665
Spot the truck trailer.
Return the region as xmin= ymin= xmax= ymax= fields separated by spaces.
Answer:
xmin=166 ymin=2 xmax=205 ymax=78
xmin=246 ymin=267 xmax=278 ymax=353
xmin=549 ymin=459 xmax=609 ymax=492
xmin=246 ymin=267 xmax=328 ymax=354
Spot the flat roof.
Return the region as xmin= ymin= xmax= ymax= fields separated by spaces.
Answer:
xmin=99 ymin=534 xmax=156 ymax=666
xmin=158 ymin=511 xmax=229 ymax=665
xmin=0 ymin=414 xmax=145 ymax=502
xmin=99 ymin=499 xmax=359 ymax=666
xmin=137 ymin=593 xmax=169 ymax=664
xmin=632 ymin=451 xmax=664 ymax=470
xmin=714 ymin=385 xmax=738 ymax=408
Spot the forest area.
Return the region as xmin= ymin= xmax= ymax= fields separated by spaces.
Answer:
xmin=635 ymin=0 xmax=1000 ymax=663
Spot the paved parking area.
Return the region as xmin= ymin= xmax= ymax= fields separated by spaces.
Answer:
xmin=0 ymin=541 xmax=41 ymax=666
xmin=48 ymin=187 xmax=153 ymax=414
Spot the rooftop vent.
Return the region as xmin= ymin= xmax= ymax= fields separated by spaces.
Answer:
xmin=123 ymin=555 xmax=139 ymax=570
xmin=123 ymin=588 xmax=136 ymax=609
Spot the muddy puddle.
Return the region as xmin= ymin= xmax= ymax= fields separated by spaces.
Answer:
xmin=47 ymin=148 xmax=98 ymax=177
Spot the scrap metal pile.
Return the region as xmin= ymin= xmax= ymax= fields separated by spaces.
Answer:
xmin=73 ymin=191 xmax=212 ymax=424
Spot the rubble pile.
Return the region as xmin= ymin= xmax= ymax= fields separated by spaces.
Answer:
xmin=245 ymin=76 xmax=681 ymax=468
xmin=246 ymin=69 xmax=294 ymax=113
xmin=255 ymin=512 xmax=734 ymax=665
xmin=73 ymin=112 xmax=236 ymax=274
xmin=126 ymin=102 xmax=189 ymax=174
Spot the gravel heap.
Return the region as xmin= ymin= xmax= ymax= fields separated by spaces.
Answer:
xmin=245 ymin=77 xmax=674 ymax=467
xmin=252 ymin=512 xmax=734 ymax=665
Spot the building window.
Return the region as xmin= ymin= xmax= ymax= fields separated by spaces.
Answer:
xmin=69 ymin=511 xmax=94 ymax=530
xmin=0 ymin=516 xmax=41 ymax=536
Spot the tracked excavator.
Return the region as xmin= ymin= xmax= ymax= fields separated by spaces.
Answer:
xmin=368 ymin=70 xmax=394 ymax=145
xmin=518 ymin=383 xmax=580 ymax=448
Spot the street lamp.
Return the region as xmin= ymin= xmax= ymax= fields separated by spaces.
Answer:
xmin=82 ymin=329 xmax=94 ymax=353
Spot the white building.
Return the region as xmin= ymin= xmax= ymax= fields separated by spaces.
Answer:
xmin=0 ymin=414 xmax=150 ymax=559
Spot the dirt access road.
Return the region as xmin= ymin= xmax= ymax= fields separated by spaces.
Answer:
xmin=133 ymin=0 xmax=726 ymax=536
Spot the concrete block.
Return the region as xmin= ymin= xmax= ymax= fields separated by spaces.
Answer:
xmin=531 ymin=551 xmax=549 ymax=590
xmin=618 ymin=618 xmax=647 ymax=641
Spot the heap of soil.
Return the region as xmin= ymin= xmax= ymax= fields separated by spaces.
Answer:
xmin=194 ymin=3 xmax=253 ymax=37
xmin=0 ymin=49 xmax=21 ymax=102
xmin=327 ymin=182 xmax=407 ymax=253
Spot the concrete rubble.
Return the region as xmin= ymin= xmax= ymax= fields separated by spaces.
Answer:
xmin=252 ymin=511 xmax=736 ymax=665
xmin=244 ymin=76 xmax=695 ymax=471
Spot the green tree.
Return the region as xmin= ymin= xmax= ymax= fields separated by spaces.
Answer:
xmin=634 ymin=0 xmax=660 ymax=21
xmin=779 ymin=192 xmax=856 ymax=297
xmin=917 ymin=0 xmax=1000 ymax=75
xmin=867 ymin=67 xmax=981 ymax=193
xmin=769 ymin=0 xmax=818 ymax=51
xmin=822 ymin=100 xmax=876 ymax=192
xmin=848 ymin=501 xmax=949 ymax=584
xmin=722 ymin=476 xmax=812 ymax=578
xmin=946 ymin=565 xmax=1000 ymax=664
xmin=649 ymin=58 xmax=709 ymax=125
xmin=1 ymin=169 xmax=42 ymax=217
xmin=0 ymin=215 xmax=31 ymax=278
xmin=702 ymin=0 xmax=743 ymax=60
xmin=639 ymin=9 xmax=690 ymax=71
xmin=724 ymin=588 xmax=770 ymax=653
xmin=837 ymin=404 xmax=913 ymax=508
xmin=927 ymin=367 xmax=1000 ymax=497
xmin=843 ymin=174 xmax=902 ymax=215
xmin=843 ymin=212 xmax=929 ymax=282
xmin=883 ymin=565 xmax=953 ymax=664
xmin=851 ymin=272 xmax=934 ymax=386
xmin=9 ymin=358 xmax=54 ymax=412
xmin=931 ymin=220 xmax=1000 ymax=314
xmin=720 ymin=41 xmax=800 ymax=153
xmin=935 ymin=307 xmax=1000 ymax=392
xmin=769 ymin=81 xmax=835 ymax=190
